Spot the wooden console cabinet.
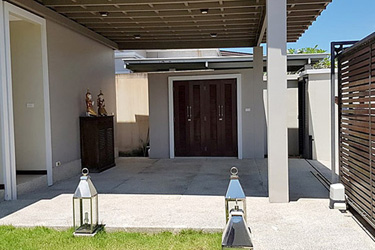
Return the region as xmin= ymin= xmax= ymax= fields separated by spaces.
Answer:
xmin=80 ymin=116 xmax=115 ymax=172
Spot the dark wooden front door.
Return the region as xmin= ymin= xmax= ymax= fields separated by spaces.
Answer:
xmin=173 ymin=79 xmax=237 ymax=157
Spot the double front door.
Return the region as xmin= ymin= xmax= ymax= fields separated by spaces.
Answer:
xmin=173 ymin=79 xmax=238 ymax=157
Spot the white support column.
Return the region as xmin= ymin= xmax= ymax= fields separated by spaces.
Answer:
xmin=254 ymin=47 xmax=263 ymax=84
xmin=3 ymin=2 xmax=17 ymax=200
xmin=253 ymin=46 xmax=265 ymax=157
xmin=0 ymin=1 xmax=10 ymax=200
xmin=266 ymin=0 xmax=289 ymax=203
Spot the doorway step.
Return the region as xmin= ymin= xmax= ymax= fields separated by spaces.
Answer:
xmin=17 ymin=175 xmax=47 ymax=196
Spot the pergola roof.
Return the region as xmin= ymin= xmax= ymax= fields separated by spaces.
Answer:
xmin=31 ymin=0 xmax=331 ymax=49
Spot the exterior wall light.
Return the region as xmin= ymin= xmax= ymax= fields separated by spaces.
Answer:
xmin=134 ymin=34 xmax=141 ymax=39
xmin=200 ymin=9 xmax=209 ymax=14
xmin=210 ymin=33 xmax=218 ymax=38
xmin=99 ymin=12 xmax=109 ymax=17
xmin=73 ymin=168 xmax=103 ymax=236
xmin=222 ymin=167 xmax=253 ymax=249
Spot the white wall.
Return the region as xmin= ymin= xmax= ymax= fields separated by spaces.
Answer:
xmin=287 ymin=81 xmax=299 ymax=156
xmin=263 ymin=78 xmax=300 ymax=157
xmin=46 ymin=21 xmax=116 ymax=178
xmin=10 ymin=20 xmax=46 ymax=171
xmin=307 ymin=70 xmax=334 ymax=164
xmin=148 ymin=69 xmax=266 ymax=159
xmin=116 ymin=73 xmax=149 ymax=152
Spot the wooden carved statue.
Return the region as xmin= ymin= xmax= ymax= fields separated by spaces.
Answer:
xmin=97 ymin=90 xmax=108 ymax=116
xmin=85 ymin=89 xmax=97 ymax=117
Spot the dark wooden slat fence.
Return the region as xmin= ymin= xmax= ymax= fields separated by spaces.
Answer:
xmin=338 ymin=34 xmax=375 ymax=229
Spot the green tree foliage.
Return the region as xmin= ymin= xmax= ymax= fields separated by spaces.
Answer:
xmin=288 ymin=45 xmax=331 ymax=69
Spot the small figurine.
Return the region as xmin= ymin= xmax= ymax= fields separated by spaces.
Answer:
xmin=85 ymin=89 xmax=97 ymax=117
xmin=97 ymin=90 xmax=108 ymax=116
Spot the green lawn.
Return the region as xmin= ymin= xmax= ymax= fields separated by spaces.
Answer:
xmin=0 ymin=226 xmax=222 ymax=250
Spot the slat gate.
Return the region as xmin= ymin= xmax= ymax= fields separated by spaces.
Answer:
xmin=338 ymin=34 xmax=375 ymax=228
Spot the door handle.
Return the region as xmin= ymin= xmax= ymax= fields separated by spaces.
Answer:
xmin=187 ymin=106 xmax=191 ymax=122
xmin=221 ymin=105 xmax=224 ymax=119
xmin=219 ymin=105 xmax=223 ymax=121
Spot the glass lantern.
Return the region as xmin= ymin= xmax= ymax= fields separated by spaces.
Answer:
xmin=225 ymin=167 xmax=246 ymax=223
xmin=222 ymin=207 xmax=253 ymax=249
xmin=73 ymin=168 xmax=100 ymax=236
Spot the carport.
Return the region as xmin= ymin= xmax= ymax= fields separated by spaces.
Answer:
xmin=0 ymin=0 xmax=332 ymax=202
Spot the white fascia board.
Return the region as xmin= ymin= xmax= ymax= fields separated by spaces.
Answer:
xmin=299 ymin=68 xmax=337 ymax=78
xmin=115 ymin=51 xmax=145 ymax=59
xmin=263 ymin=74 xmax=299 ymax=81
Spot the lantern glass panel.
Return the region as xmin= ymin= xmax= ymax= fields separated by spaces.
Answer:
xmin=92 ymin=195 xmax=98 ymax=227
xmin=227 ymin=200 xmax=245 ymax=212
xmin=73 ymin=197 xmax=93 ymax=233
xmin=226 ymin=199 xmax=246 ymax=221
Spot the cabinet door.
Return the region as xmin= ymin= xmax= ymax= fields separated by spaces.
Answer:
xmin=98 ymin=117 xmax=114 ymax=169
xmin=98 ymin=127 xmax=107 ymax=167
xmin=80 ymin=118 xmax=100 ymax=168
xmin=105 ymin=127 xmax=114 ymax=165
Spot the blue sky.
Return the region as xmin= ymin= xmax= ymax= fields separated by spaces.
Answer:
xmin=225 ymin=0 xmax=375 ymax=53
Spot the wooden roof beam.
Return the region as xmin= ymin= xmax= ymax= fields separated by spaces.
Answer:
xmin=73 ymin=7 xmax=261 ymax=17
xmin=43 ymin=0 xmax=264 ymax=7
xmin=117 ymin=39 xmax=255 ymax=49
xmin=53 ymin=0 xmax=265 ymax=13
xmin=77 ymin=16 xmax=259 ymax=24
xmin=85 ymin=20 xmax=259 ymax=28
xmin=68 ymin=13 xmax=258 ymax=21
xmin=104 ymin=30 xmax=257 ymax=36
xmin=53 ymin=3 xmax=324 ymax=15
xmin=94 ymin=25 xmax=258 ymax=32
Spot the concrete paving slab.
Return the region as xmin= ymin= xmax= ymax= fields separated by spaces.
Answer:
xmin=248 ymin=197 xmax=375 ymax=250
xmin=0 ymin=158 xmax=373 ymax=249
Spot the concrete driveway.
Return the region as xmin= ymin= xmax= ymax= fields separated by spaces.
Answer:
xmin=0 ymin=158 xmax=373 ymax=250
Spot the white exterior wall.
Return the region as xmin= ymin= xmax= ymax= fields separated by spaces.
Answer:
xmin=148 ymin=69 xmax=266 ymax=159
xmin=263 ymin=79 xmax=299 ymax=157
xmin=306 ymin=69 xmax=337 ymax=166
xmin=116 ymin=73 xmax=149 ymax=152
xmin=287 ymin=81 xmax=299 ymax=156
xmin=46 ymin=21 xmax=116 ymax=182
xmin=10 ymin=21 xmax=46 ymax=171
xmin=0 ymin=2 xmax=116 ymax=197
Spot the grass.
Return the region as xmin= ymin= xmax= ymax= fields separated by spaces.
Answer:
xmin=0 ymin=226 xmax=222 ymax=250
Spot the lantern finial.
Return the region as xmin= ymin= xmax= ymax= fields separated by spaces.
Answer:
xmin=82 ymin=168 xmax=89 ymax=176
xmin=230 ymin=166 xmax=239 ymax=179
